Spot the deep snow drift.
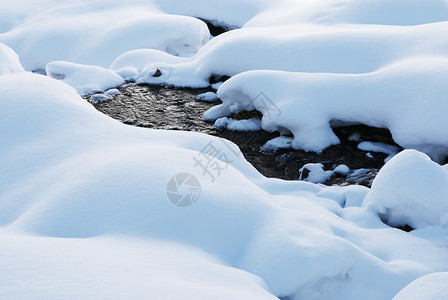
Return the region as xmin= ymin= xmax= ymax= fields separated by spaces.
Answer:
xmin=1 ymin=0 xmax=448 ymax=299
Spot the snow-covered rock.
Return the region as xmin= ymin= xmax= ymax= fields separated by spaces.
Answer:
xmin=195 ymin=91 xmax=218 ymax=102
xmin=364 ymin=150 xmax=448 ymax=229
xmin=214 ymin=117 xmax=261 ymax=131
xmin=260 ymin=136 xmax=293 ymax=152
xmin=299 ymin=163 xmax=333 ymax=184
xmin=46 ymin=61 xmax=124 ymax=95
xmin=299 ymin=164 xmax=351 ymax=184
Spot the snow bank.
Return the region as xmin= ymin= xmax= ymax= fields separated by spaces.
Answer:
xmin=392 ymin=272 xmax=448 ymax=300
xmin=206 ymin=58 xmax=448 ymax=160
xmin=0 ymin=1 xmax=209 ymax=70
xmin=46 ymin=61 xmax=124 ymax=95
xmin=0 ymin=43 xmax=24 ymax=75
xmin=364 ymin=150 xmax=448 ymax=229
xmin=129 ymin=21 xmax=448 ymax=87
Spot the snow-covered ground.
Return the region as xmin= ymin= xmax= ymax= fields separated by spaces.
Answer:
xmin=1 ymin=1 xmax=448 ymax=299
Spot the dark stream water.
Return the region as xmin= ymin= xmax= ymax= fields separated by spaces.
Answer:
xmin=87 ymin=84 xmax=400 ymax=187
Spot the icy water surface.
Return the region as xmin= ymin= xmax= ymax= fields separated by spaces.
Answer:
xmin=88 ymin=84 xmax=400 ymax=186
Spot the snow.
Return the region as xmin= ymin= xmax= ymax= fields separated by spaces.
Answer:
xmin=195 ymin=91 xmax=219 ymax=102
xmin=90 ymin=89 xmax=120 ymax=102
xmin=214 ymin=117 xmax=262 ymax=132
xmin=2 ymin=70 xmax=448 ymax=299
xmin=260 ymin=136 xmax=293 ymax=152
xmin=207 ymin=58 xmax=448 ymax=161
xmin=0 ymin=43 xmax=24 ymax=75
xmin=0 ymin=234 xmax=275 ymax=300
xmin=299 ymin=164 xmax=350 ymax=184
xmin=127 ymin=21 xmax=448 ymax=87
xmin=2 ymin=1 xmax=448 ymax=299
xmin=358 ymin=141 xmax=400 ymax=162
xmin=364 ymin=150 xmax=448 ymax=229
xmin=46 ymin=61 xmax=124 ymax=95
xmin=0 ymin=0 xmax=209 ymax=70
xmin=299 ymin=163 xmax=333 ymax=184
xmin=110 ymin=48 xmax=185 ymax=80
xmin=392 ymin=272 xmax=448 ymax=300
xmin=246 ymin=0 xmax=448 ymax=27
xmin=334 ymin=164 xmax=350 ymax=175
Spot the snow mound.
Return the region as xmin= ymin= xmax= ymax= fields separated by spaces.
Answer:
xmin=206 ymin=57 xmax=448 ymax=160
xmin=392 ymin=272 xmax=448 ymax=300
xmin=0 ymin=43 xmax=24 ymax=75
xmin=46 ymin=61 xmax=124 ymax=95
xmin=364 ymin=150 xmax=448 ymax=229
xmin=0 ymin=2 xmax=209 ymax=70
xmin=131 ymin=21 xmax=448 ymax=87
